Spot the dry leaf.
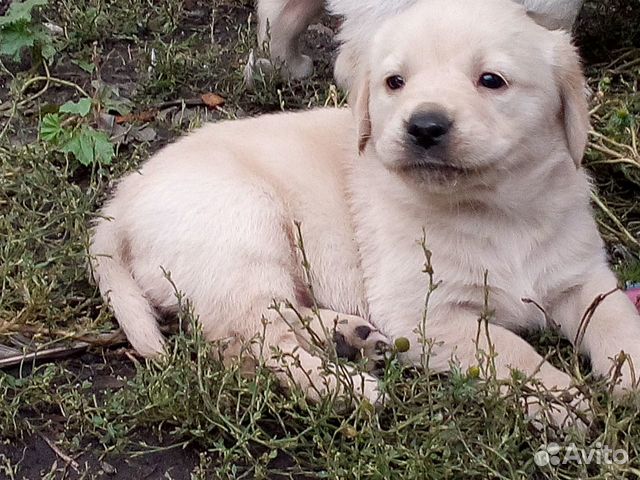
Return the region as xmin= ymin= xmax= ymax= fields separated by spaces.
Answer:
xmin=115 ymin=110 xmax=158 ymax=124
xmin=201 ymin=93 xmax=225 ymax=109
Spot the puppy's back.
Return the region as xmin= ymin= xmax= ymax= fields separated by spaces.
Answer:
xmin=89 ymin=107 xmax=356 ymax=357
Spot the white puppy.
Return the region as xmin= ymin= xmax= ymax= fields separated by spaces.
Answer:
xmin=92 ymin=0 xmax=640 ymax=426
xmin=256 ymin=0 xmax=584 ymax=83
xmin=92 ymin=109 xmax=388 ymax=403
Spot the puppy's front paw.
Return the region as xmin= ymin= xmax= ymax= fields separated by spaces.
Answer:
xmin=284 ymin=54 xmax=314 ymax=79
xmin=244 ymin=51 xmax=276 ymax=88
xmin=333 ymin=315 xmax=391 ymax=369
xmin=244 ymin=53 xmax=313 ymax=87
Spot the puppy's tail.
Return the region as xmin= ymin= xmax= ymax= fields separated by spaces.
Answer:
xmin=89 ymin=215 xmax=166 ymax=358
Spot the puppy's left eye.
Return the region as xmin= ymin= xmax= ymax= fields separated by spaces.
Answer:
xmin=478 ymin=72 xmax=507 ymax=89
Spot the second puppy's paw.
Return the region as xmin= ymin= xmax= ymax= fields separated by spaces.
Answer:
xmin=333 ymin=314 xmax=391 ymax=369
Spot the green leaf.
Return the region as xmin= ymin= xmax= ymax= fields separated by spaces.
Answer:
xmin=0 ymin=0 xmax=48 ymax=28
xmin=60 ymin=98 xmax=92 ymax=117
xmin=40 ymin=41 xmax=57 ymax=60
xmin=0 ymin=23 xmax=35 ymax=61
xmin=0 ymin=0 xmax=54 ymax=62
xmin=62 ymin=130 xmax=92 ymax=165
xmin=33 ymin=28 xmax=56 ymax=60
xmin=40 ymin=113 xmax=64 ymax=143
xmin=103 ymin=96 xmax=132 ymax=116
xmin=71 ymin=58 xmax=96 ymax=73
xmin=62 ymin=127 xmax=114 ymax=166
xmin=91 ymin=130 xmax=115 ymax=165
xmin=92 ymin=80 xmax=133 ymax=116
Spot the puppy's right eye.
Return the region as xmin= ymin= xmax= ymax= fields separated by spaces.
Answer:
xmin=478 ymin=72 xmax=507 ymax=90
xmin=386 ymin=75 xmax=405 ymax=91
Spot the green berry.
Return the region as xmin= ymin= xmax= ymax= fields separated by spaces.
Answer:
xmin=394 ymin=337 xmax=410 ymax=352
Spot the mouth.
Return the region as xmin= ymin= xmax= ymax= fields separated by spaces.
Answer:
xmin=395 ymin=159 xmax=468 ymax=176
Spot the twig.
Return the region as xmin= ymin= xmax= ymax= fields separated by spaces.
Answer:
xmin=418 ymin=230 xmax=441 ymax=369
xmin=21 ymin=68 xmax=91 ymax=99
xmin=591 ymin=192 xmax=640 ymax=249
xmin=0 ymin=331 xmax=126 ymax=369
xmin=574 ymin=287 xmax=619 ymax=349
xmin=601 ymin=48 xmax=638 ymax=71
xmin=38 ymin=433 xmax=80 ymax=472
xmin=591 ymin=131 xmax=639 ymax=157
xmin=520 ymin=384 xmax=592 ymax=428
xmin=0 ymin=101 xmax=16 ymax=142
xmin=606 ymin=350 xmax=638 ymax=394
xmin=590 ymin=130 xmax=639 ymax=160
xmin=521 ymin=297 xmax=559 ymax=330
xmin=0 ymin=62 xmax=91 ymax=113
xmin=587 ymin=157 xmax=639 ymax=168
xmin=155 ymin=98 xmax=206 ymax=110
xmin=0 ymin=344 xmax=88 ymax=369
xmin=611 ymin=56 xmax=640 ymax=74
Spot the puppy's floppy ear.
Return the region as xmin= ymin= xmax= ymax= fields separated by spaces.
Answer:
xmin=552 ymin=32 xmax=590 ymax=167
xmin=350 ymin=70 xmax=371 ymax=154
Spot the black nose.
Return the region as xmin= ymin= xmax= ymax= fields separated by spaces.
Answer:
xmin=407 ymin=110 xmax=452 ymax=149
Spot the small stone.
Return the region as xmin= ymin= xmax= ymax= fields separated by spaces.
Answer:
xmin=101 ymin=462 xmax=117 ymax=475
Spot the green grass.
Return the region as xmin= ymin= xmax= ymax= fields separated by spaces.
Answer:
xmin=0 ymin=0 xmax=639 ymax=478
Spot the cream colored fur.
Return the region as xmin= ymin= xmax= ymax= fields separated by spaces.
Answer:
xmin=256 ymin=0 xmax=584 ymax=83
xmin=92 ymin=0 xmax=639 ymax=427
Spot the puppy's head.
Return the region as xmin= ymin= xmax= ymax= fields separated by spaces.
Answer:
xmin=353 ymin=0 xmax=589 ymax=191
